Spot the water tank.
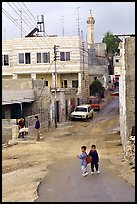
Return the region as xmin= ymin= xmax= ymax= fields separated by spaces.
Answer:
xmin=37 ymin=15 xmax=44 ymax=24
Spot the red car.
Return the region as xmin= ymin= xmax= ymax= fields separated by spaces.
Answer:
xmin=89 ymin=97 xmax=100 ymax=111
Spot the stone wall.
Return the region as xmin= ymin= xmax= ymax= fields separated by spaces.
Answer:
xmin=119 ymin=37 xmax=135 ymax=162
xmin=2 ymin=127 xmax=12 ymax=144
xmin=125 ymin=37 xmax=135 ymax=143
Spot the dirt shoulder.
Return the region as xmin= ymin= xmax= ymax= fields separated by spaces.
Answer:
xmin=2 ymin=92 xmax=135 ymax=202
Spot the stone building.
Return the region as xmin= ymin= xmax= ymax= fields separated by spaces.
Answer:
xmin=2 ymin=35 xmax=89 ymax=103
xmin=87 ymin=11 xmax=109 ymax=90
xmin=2 ymin=34 xmax=90 ymax=126
xmin=2 ymin=11 xmax=109 ymax=124
xmin=119 ymin=35 xmax=135 ymax=162
xmin=88 ymin=42 xmax=109 ymax=89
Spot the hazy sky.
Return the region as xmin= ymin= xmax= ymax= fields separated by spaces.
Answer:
xmin=2 ymin=2 xmax=135 ymax=43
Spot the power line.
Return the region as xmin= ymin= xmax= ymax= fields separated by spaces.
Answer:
xmin=8 ymin=2 xmax=36 ymax=37
xmin=2 ymin=8 xmax=28 ymax=34
xmin=6 ymin=2 xmax=54 ymax=46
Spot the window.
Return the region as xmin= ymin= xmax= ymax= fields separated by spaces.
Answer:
xmin=64 ymin=80 xmax=67 ymax=88
xmin=37 ymin=53 xmax=41 ymax=63
xmin=62 ymin=80 xmax=67 ymax=88
xmin=2 ymin=54 xmax=9 ymax=66
xmin=72 ymin=80 xmax=78 ymax=88
xmin=44 ymin=80 xmax=48 ymax=86
xmin=19 ymin=53 xmax=31 ymax=64
xmin=60 ymin=52 xmax=65 ymax=61
xmin=115 ymin=59 xmax=119 ymax=63
xmin=60 ymin=52 xmax=70 ymax=61
xmin=25 ymin=53 xmax=31 ymax=64
xmin=37 ymin=52 xmax=50 ymax=63
xmin=43 ymin=53 xmax=50 ymax=63
xmin=66 ymin=52 xmax=70 ymax=61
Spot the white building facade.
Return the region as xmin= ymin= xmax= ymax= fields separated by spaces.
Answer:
xmin=2 ymin=36 xmax=89 ymax=104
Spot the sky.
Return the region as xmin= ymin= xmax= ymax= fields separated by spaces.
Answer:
xmin=2 ymin=2 xmax=135 ymax=43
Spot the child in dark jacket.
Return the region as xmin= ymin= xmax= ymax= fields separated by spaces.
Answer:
xmin=77 ymin=146 xmax=88 ymax=177
xmin=88 ymin=144 xmax=100 ymax=174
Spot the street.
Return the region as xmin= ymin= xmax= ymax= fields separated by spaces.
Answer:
xmin=35 ymin=158 xmax=135 ymax=202
xmin=35 ymin=97 xmax=134 ymax=202
xmin=2 ymin=96 xmax=135 ymax=202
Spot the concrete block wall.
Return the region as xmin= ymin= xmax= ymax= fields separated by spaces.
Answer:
xmin=2 ymin=127 xmax=12 ymax=144
xmin=125 ymin=37 xmax=135 ymax=150
xmin=119 ymin=37 xmax=135 ymax=154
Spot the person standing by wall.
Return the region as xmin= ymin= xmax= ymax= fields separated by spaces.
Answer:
xmin=35 ymin=116 xmax=40 ymax=141
xmin=18 ymin=118 xmax=25 ymax=140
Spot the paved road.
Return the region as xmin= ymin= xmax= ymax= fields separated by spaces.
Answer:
xmin=35 ymin=158 xmax=135 ymax=202
xmin=35 ymin=97 xmax=135 ymax=202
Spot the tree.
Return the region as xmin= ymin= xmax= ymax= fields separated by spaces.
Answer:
xmin=102 ymin=31 xmax=120 ymax=58
xmin=90 ymin=79 xmax=104 ymax=98
xmin=102 ymin=31 xmax=120 ymax=75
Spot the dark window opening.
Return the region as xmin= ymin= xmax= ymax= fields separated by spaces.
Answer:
xmin=44 ymin=80 xmax=48 ymax=86
xmin=60 ymin=52 xmax=65 ymax=61
xmin=115 ymin=59 xmax=119 ymax=63
xmin=25 ymin=53 xmax=31 ymax=64
xmin=19 ymin=53 xmax=31 ymax=64
xmin=37 ymin=53 xmax=41 ymax=63
xmin=64 ymin=80 xmax=67 ymax=88
xmin=3 ymin=55 xmax=9 ymax=66
xmin=19 ymin=53 xmax=24 ymax=64
xmin=66 ymin=52 xmax=70 ymax=61
xmin=43 ymin=52 xmax=50 ymax=63
xmin=60 ymin=52 xmax=70 ymax=61
xmin=72 ymin=80 xmax=78 ymax=88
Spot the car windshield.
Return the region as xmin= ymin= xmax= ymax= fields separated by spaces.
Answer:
xmin=75 ymin=107 xmax=87 ymax=112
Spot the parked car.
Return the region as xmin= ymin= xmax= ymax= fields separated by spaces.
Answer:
xmin=70 ymin=104 xmax=94 ymax=121
xmin=89 ymin=96 xmax=100 ymax=111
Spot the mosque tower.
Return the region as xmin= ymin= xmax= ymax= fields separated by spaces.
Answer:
xmin=87 ymin=10 xmax=95 ymax=44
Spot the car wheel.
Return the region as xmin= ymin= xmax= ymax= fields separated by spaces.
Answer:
xmin=85 ymin=116 xmax=88 ymax=122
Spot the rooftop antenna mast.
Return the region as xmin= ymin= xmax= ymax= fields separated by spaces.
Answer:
xmin=15 ymin=8 xmax=23 ymax=38
xmin=61 ymin=16 xmax=64 ymax=36
xmin=20 ymin=9 xmax=23 ymax=38
xmin=77 ymin=7 xmax=80 ymax=36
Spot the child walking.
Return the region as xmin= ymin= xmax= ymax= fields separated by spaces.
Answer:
xmin=77 ymin=145 xmax=88 ymax=177
xmin=88 ymin=144 xmax=100 ymax=174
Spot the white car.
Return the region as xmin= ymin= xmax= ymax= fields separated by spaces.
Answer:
xmin=70 ymin=104 xmax=94 ymax=121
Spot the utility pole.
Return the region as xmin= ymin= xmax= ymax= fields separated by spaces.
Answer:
xmin=53 ymin=45 xmax=59 ymax=128
xmin=82 ymin=42 xmax=85 ymax=80
xmin=77 ymin=7 xmax=80 ymax=36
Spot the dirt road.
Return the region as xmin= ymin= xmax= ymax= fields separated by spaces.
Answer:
xmin=2 ymin=95 xmax=135 ymax=202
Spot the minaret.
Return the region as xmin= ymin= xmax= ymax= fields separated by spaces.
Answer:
xmin=87 ymin=10 xmax=95 ymax=44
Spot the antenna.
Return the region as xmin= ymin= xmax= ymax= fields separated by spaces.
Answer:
xmin=81 ymin=30 xmax=83 ymax=40
xmin=77 ymin=7 xmax=80 ymax=36
xmin=90 ymin=9 xmax=92 ymax=15
xmin=61 ymin=16 xmax=64 ymax=36
xmin=20 ymin=9 xmax=23 ymax=38
xmin=3 ymin=28 xmax=6 ymax=39
xmin=15 ymin=8 xmax=23 ymax=38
